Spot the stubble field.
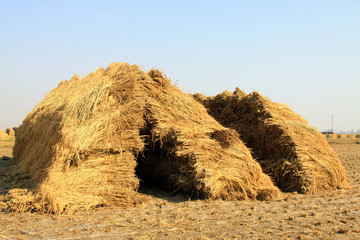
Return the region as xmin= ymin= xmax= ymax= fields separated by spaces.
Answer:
xmin=0 ymin=137 xmax=359 ymax=239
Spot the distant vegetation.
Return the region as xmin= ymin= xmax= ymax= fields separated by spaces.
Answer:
xmin=323 ymin=129 xmax=360 ymax=134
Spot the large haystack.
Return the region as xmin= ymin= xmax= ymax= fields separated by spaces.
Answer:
xmin=195 ymin=89 xmax=350 ymax=193
xmin=11 ymin=63 xmax=279 ymax=213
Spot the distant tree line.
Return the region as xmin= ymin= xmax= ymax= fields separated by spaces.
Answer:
xmin=323 ymin=129 xmax=360 ymax=134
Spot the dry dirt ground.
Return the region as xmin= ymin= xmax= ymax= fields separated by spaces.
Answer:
xmin=0 ymin=137 xmax=360 ymax=239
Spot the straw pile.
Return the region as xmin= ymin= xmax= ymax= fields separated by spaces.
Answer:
xmin=0 ymin=130 xmax=9 ymax=140
xmin=327 ymin=134 xmax=337 ymax=139
xmin=6 ymin=128 xmax=15 ymax=137
xmin=10 ymin=63 xmax=279 ymax=213
xmin=196 ymin=89 xmax=350 ymax=193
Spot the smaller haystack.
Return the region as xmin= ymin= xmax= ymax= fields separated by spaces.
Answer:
xmin=347 ymin=134 xmax=356 ymax=139
xmin=196 ymin=89 xmax=350 ymax=193
xmin=337 ymin=134 xmax=347 ymax=139
xmin=10 ymin=63 xmax=280 ymax=213
xmin=6 ymin=128 xmax=15 ymax=137
xmin=327 ymin=134 xmax=337 ymax=139
xmin=0 ymin=130 xmax=9 ymax=140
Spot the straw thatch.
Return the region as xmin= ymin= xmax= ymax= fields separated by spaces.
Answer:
xmin=0 ymin=130 xmax=9 ymax=140
xmin=6 ymin=128 xmax=15 ymax=137
xmin=196 ymin=89 xmax=350 ymax=193
xmin=10 ymin=63 xmax=279 ymax=213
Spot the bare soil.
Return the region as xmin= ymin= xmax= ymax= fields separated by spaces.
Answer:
xmin=0 ymin=138 xmax=359 ymax=239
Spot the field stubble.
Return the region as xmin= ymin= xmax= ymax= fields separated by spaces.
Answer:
xmin=0 ymin=138 xmax=359 ymax=239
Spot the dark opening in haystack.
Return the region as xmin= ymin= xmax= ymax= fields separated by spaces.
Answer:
xmin=7 ymin=63 xmax=280 ymax=214
xmin=195 ymin=89 xmax=350 ymax=194
xmin=135 ymin=125 xmax=165 ymax=189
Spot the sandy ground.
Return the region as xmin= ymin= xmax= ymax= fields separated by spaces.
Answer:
xmin=0 ymin=137 xmax=359 ymax=239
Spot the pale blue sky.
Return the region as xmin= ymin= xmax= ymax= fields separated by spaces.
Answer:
xmin=1 ymin=0 xmax=359 ymax=132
